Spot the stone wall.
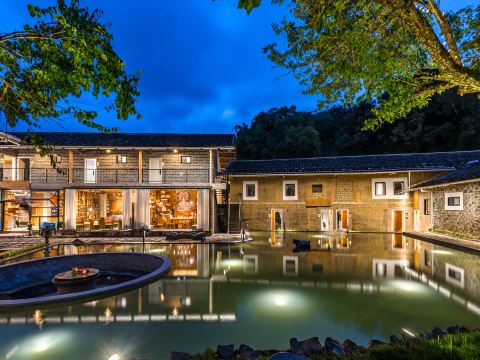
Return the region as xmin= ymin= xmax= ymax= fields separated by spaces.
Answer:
xmin=228 ymin=172 xmax=430 ymax=232
xmin=432 ymin=182 xmax=480 ymax=238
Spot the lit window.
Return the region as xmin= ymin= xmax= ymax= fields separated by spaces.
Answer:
xmin=445 ymin=192 xmax=463 ymax=210
xmin=116 ymin=155 xmax=127 ymax=164
xmin=393 ymin=181 xmax=405 ymax=195
xmin=312 ymin=184 xmax=323 ymax=193
xmin=375 ymin=182 xmax=386 ymax=196
xmin=53 ymin=155 xmax=62 ymax=163
xmin=181 ymin=156 xmax=192 ymax=164
xmin=283 ymin=180 xmax=298 ymax=200
xmin=243 ymin=181 xmax=258 ymax=200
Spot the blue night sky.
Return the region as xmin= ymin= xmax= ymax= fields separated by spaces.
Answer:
xmin=0 ymin=0 xmax=477 ymax=134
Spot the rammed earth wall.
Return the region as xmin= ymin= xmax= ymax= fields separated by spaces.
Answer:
xmin=433 ymin=181 xmax=480 ymax=238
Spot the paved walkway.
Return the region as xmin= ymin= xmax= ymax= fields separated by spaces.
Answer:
xmin=405 ymin=231 xmax=480 ymax=254
xmin=0 ymin=232 xmax=251 ymax=251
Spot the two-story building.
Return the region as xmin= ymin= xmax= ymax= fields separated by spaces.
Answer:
xmin=0 ymin=132 xmax=235 ymax=232
xmin=224 ymin=151 xmax=480 ymax=234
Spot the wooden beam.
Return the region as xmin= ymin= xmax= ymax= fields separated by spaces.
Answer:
xmin=138 ymin=150 xmax=143 ymax=183
xmin=68 ymin=150 xmax=74 ymax=183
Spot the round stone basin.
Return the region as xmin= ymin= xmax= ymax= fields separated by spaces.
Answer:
xmin=0 ymin=253 xmax=171 ymax=309
xmin=52 ymin=268 xmax=100 ymax=295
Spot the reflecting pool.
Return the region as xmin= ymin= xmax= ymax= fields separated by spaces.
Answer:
xmin=1 ymin=232 xmax=480 ymax=359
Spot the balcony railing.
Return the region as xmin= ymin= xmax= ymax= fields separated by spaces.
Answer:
xmin=0 ymin=167 xmax=210 ymax=184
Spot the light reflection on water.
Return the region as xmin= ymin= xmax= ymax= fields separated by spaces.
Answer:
xmin=1 ymin=232 xmax=480 ymax=359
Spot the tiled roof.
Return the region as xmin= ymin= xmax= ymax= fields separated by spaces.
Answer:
xmin=8 ymin=132 xmax=235 ymax=148
xmin=411 ymin=160 xmax=480 ymax=188
xmin=225 ymin=151 xmax=480 ymax=175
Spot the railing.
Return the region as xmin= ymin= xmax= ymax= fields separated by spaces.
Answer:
xmin=0 ymin=167 xmax=210 ymax=184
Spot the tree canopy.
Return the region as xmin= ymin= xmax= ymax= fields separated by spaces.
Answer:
xmin=235 ymin=90 xmax=480 ymax=159
xmin=237 ymin=0 xmax=480 ymax=128
xmin=0 ymin=0 xmax=141 ymax=134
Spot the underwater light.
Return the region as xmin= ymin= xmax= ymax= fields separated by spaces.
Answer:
xmin=273 ymin=293 xmax=288 ymax=307
xmin=108 ymin=354 xmax=120 ymax=360
xmin=34 ymin=336 xmax=50 ymax=352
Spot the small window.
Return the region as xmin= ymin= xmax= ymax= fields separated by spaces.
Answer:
xmin=285 ymin=184 xmax=296 ymax=197
xmin=447 ymin=197 xmax=460 ymax=206
xmin=246 ymin=184 xmax=256 ymax=197
xmin=53 ymin=155 xmax=62 ymax=164
xmin=375 ymin=182 xmax=386 ymax=196
xmin=181 ymin=156 xmax=192 ymax=164
xmin=283 ymin=180 xmax=298 ymax=200
xmin=243 ymin=181 xmax=258 ymax=200
xmin=446 ymin=263 xmax=464 ymax=288
xmin=424 ymin=199 xmax=431 ymax=215
xmin=116 ymin=155 xmax=127 ymax=164
xmin=393 ymin=181 xmax=405 ymax=195
xmin=445 ymin=192 xmax=463 ymax=210
xmin=312 ymin=184 xmax=323 ymax=193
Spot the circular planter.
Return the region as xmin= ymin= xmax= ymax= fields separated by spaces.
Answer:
xmin=0 ymin=252 xmax=171 ymax=309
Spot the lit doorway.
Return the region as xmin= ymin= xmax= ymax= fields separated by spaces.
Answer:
xmin=392 ymin=210 xmax=405 ymax=247
xmin=320 ymin=209 xmax=332 ymax=231
xmin=336 ymin=209 xmax=348 ymax=230
xmin=271 ymin=209 xmax=284 ymax=232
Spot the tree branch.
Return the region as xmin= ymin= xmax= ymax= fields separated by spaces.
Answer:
xmin=425 ymin=0 xmax=462 ymax=65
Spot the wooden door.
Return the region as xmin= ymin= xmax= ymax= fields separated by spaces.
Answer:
xmin=393 ymin=210 xmax=403 ymax=233
xmin=341 ymin=210 xmax=348 ymax=229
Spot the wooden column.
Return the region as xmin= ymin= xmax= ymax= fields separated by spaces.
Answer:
xmin=68 ymin=150 xmax=74 ymax=183
xmin=138 ymin=150 xmax=143 ymax=183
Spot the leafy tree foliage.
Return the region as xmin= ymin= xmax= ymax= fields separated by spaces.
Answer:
xmin=237 ymin=0 xmax=480 ymax=128
xmin=0 ymin=0 xmax=141 ymax=134
xmin=235 ymin=90 xmax=480 ymax=159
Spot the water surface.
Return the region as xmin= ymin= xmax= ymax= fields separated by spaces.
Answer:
xmin=0 ymin=232 xmax=479 ymax=359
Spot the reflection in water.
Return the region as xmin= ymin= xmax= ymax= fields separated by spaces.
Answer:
xmin=1 ymin=232 xmax=480 ymax=359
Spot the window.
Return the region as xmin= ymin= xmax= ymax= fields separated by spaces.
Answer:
xmin=424 ymin=199 xmax=431 ymax=215
xmin=181 ymin=156 xmax=192 ymax=164
xmin=283 ymin=256 xmax=298 ymax=276
xmin=243 ymin=181 xmax=258 ymax=200
xmin=312 ymin=184 xmax=323 ymax=193
xmin=116 ymin=155 xmax=127 ymax=164
xmin=243 ymin=255 xmax=258 ymax=274
xmin=375 ymin=182 xmax=387 ymax=196
xmin=283 ymin=180 xmax=298 ymax=200
xmin=445 ymin=192 xmax=463 ymax=210
xmin=446 ymin=263 xmax=464 ymax=288
xmin=393 ymin=181 xmax=405 ymax=195
xmin=448 ymin=197 xmax=460 ymax=206
xmin=53 ymin=155 xmax=62 ymax=164
xmin=424 ymin=250 xmax=431 ymax=267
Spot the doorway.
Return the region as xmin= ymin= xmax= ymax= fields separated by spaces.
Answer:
xmin=320 ymin=209 xmax=332 ymax=231
xmin=336 ymin=209 xmax=348 ymax=230
xmin=16 ymin=158 xmax=31 ymax=181
xmin=393 ymin=210 xmax=404 ymax=233
xmin=149 ymin=158 xmax=163 ymax=183
xmin=84 ymin=158 xmax=97 ymax=183
xmin=271 ymin=209 xmax=284 ymax=232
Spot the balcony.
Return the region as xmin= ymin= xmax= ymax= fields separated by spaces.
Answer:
xmin=0 ymin=167 xmax=211 ymax=186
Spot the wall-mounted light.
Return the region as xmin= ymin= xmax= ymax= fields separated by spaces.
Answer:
xmin=173 ymin=149 xmax=178 ymax=154
xmin=106 ymin=149 xmax=112 ymax=154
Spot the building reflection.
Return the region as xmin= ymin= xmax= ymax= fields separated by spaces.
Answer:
xmin=2 ymin=234 xmax=480 ymax=326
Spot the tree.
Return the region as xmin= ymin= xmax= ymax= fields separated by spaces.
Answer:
xmin=235 ymin=90 xmax=480 ymax=159
xmin=0 ymin=0 xmax=141 ymax=137
xmin=237 ymin=0 xmax=480 ymax=129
